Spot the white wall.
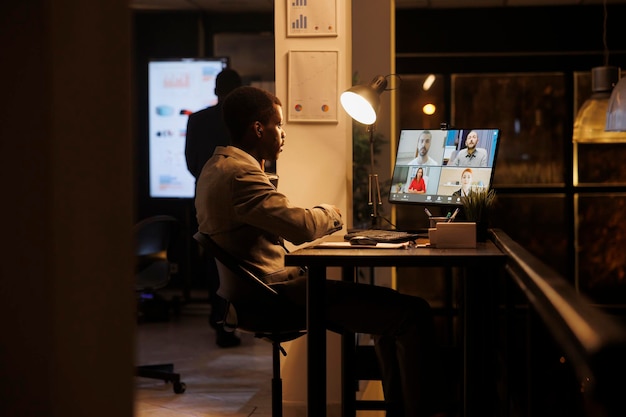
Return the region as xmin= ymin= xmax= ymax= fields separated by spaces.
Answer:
xmin=274 ymin=2 xmax=353 ymax=416
xmin=274 ymin=1 xmax=354 ymax=244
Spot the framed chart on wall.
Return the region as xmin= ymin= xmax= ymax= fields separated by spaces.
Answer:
xmin=288 ymin=50 xmax=338 ymax=123
xmin=287 ymin=0 xmax=337 ymax=37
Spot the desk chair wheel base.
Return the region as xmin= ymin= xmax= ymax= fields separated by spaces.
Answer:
xmin=174 ymin=382 xmax=186 ymax=394
xmin=136 ymin=362 xmax=187 ymax=394
xmin=134 ymin=216 xmax=186 ymax=395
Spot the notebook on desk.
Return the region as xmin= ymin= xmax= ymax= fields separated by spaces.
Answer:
xmin=343 ymin=229 xmax=425 ymax=243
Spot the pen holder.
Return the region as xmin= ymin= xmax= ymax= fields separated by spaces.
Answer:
xmin=428 ymin=222 xmax=477 ymax=248
xmin=429 ymin=217 xmax=450 ymax=228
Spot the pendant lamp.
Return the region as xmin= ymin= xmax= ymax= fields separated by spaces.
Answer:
xmin=573 ymin=66 xmax=626 ymax=143
xmin=606 ymin=72 xmax=626 ymax=131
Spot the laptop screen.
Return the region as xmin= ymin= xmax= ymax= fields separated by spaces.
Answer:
xmin=388 ymin=128 xmax=500 ymax=208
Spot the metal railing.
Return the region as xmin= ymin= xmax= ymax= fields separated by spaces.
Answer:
xmin=491 ymin=228 xmax=626 ymax=417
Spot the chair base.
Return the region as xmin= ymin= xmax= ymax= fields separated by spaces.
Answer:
xmin=254 ymin=331 xmax=307 ymax=417
xmin=136 ymin=363 xmax=186 ymax=394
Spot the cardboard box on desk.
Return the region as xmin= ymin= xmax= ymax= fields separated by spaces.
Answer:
xmin=428 ymin=222 xmax=476 ymax=248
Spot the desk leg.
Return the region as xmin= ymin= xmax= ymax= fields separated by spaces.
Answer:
xmin=307 ymin=265 xmax=326 ymax=417
xmin=341 ymin=266 xmax=356 ymax=417
xmin=463 ymin=265 xmax=500 ymax=417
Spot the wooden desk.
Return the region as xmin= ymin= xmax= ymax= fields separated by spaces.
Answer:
xmin=285 ymin=237 xmax=507 ymax=417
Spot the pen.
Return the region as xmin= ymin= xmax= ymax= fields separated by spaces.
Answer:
xmin=447 ymin=208 xmax=460 ymax=222
xmin=424 ymin=207 xmax=433 ymax=217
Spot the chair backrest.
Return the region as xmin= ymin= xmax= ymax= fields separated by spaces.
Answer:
xmin=192 ymin=231 xmax=278 ymax=303
xmin=193 ymin=231 xmax=305 ymax=333
xmin=134 ymin=215 xmax=179 ymax=291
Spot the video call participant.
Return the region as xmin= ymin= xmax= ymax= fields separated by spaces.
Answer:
xmin=408 ymin=130 xmax=439 ymax=166
xmin=450 ymin=130 xmax=488 ymax=167
xmin=452 ymin=168 xmax=473 ymax=197
xmin=408 ymin=167 xmax=426 ymax=193
xmin=195 ymin=86 xmax=450 ymax=417
xmin=185 ymin=68 xmax=243 ymax=348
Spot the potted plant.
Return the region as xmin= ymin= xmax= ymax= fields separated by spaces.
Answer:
xmin=461 ymin=188 xmax=496 ymax=241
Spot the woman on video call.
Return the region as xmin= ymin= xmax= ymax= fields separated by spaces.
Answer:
xmin=452 ymin=168 xmax=473 ymax=197
xmin=408 ymin=167 xmax=426 ymax=194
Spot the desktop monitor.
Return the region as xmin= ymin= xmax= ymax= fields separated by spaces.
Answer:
xmin=389 ymin=128 xmax=500 ymax=208
xmin=148 ymin=57 xmax=229 ymax=199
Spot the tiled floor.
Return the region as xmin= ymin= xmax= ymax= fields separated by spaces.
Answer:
xmin=134 ymin=293 xmax=384 ymax=417
xmin=134 ymin=297 xmax=275 ymax=417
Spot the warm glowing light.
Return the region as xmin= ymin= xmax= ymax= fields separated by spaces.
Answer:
xmin=422 ymin=103 xmax=436 ymax=115
xmin=423 ymin=74 xmax=436 ymax=91
xmin=340 ymin=91 xmax=377 ymax=124
xmin=340 ymin=75 xmax=388 ymax=125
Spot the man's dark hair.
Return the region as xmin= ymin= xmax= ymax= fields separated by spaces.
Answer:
xmin=222 ymin=86 xmax=282 ymax=143
xmin=215 ymin=68 xmax=242 ymax=99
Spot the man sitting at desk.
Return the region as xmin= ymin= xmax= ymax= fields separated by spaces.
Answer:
xmin=195 ymin=86 xmax=449 ymax=417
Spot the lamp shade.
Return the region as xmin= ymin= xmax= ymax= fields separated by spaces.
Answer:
xmin=573 ymin=66 xmax=626 ymax=142
xmin=340 ymin=75 xmax=388 ymax=125
xmin=606 ymin=72 xmax=626 ymax=131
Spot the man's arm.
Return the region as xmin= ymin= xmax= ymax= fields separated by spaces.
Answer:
xmin=232 ymin=173 xmax=343 ymax=245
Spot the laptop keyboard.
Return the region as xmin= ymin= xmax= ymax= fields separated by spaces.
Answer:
xmin=343 ymin=229 xmax=424 ymax=243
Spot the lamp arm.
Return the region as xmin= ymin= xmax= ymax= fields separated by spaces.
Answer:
xmin=367 ymin=123 xmax=382 ymax=227
xmin=368 ymin=123 xmax=376 ymax=175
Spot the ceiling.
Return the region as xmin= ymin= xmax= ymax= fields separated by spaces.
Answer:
xmin=130 ymin=0 xmax=626 ymax=13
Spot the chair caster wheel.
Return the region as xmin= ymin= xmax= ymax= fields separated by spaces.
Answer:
xmin=173 ymin=381 xmax=186 ymax=394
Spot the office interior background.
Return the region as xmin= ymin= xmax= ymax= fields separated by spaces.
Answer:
xmin=132 ymin=3 xmax=626 ymax=412
xmin=135 ymin=2 xmax=626 ymax=306
xmin=4 ymin=1 xmax=626 ymax=416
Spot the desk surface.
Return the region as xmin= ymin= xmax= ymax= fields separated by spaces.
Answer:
xmin=285 ymin=235 xmax=506 ymax=268
xmin=284 ymin=234 xmax=507 ymax=417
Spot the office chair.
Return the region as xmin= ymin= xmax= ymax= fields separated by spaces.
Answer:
xmin=135 ymin=215 xmax=186 ymax=394
xmin=192 ymin=232 xmax=306 ymax=417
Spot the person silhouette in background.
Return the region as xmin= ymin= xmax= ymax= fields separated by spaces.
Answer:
xmin=186 ymin=68 xmax=243 ymax=178
xmin=185 ymin=68 xmax=243 ymax=348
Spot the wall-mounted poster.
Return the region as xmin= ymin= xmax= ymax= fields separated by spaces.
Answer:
xmin=288 ymin=50 xmax=338 ymax=123
xmin=287 ymin=0 xmax=337 ymax=37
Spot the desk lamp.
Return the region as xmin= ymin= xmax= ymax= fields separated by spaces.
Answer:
xmin=340 ymin=75 xmax=388 ymax=227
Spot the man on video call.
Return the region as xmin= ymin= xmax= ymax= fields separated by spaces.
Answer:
xmin=408 ymin=130 xmax=439 ymax=166
xmin=450 ymin=130 xmax=488 ymax=167
xmin=195 ymin=85 xmax=450 ymax=417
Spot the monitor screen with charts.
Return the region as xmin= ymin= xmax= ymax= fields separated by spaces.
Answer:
xmin=388 ymin=128 xmax=500 ymax=208
xmin=148 ymin=57 xmax=229 ymax=199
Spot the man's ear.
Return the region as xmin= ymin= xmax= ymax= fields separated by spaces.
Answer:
xmin=255 ymin=121 xmax=263 ymax=136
